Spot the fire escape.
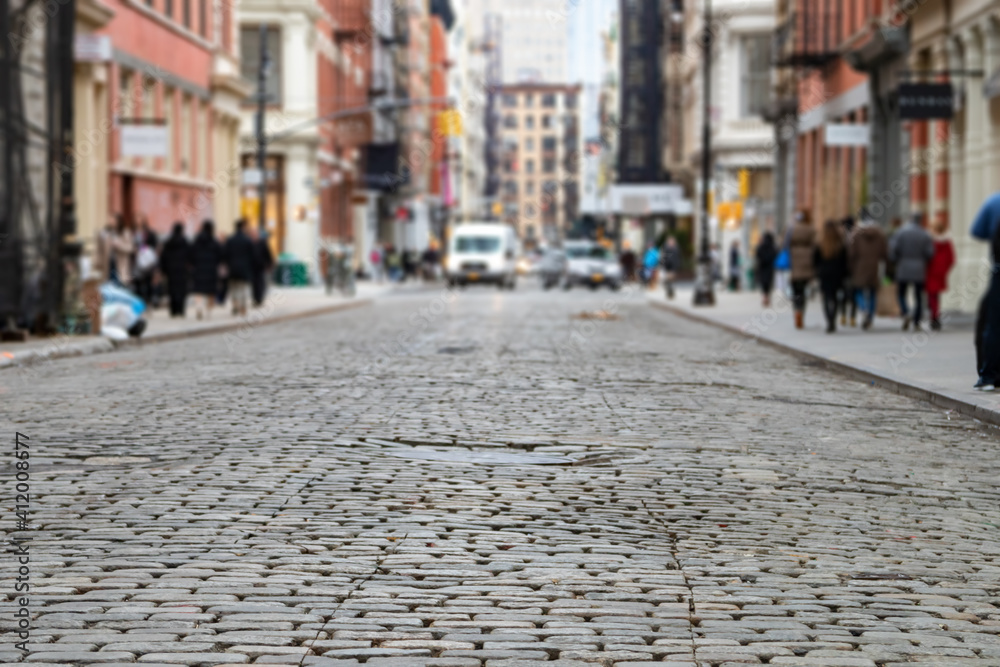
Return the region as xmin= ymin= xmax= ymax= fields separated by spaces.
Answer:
xmin=0 ymin=0 xmax=77 ymax=335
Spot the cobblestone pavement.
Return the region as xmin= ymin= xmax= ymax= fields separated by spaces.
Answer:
xmin=3 ymin=283 xmax=1000 ymax=667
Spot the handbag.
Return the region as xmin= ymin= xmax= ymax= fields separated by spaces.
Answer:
xmin=775 ymin=248 xmax=790 ymax=271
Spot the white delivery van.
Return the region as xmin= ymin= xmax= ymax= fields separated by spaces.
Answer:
xmin=445 ymin=223 xmax=519 ymax=290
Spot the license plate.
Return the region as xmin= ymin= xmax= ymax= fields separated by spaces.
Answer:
xmin=467 ymin=272 xmax=479 ymax=281
xmin=591 ymin=273 xmax=604 ymax=282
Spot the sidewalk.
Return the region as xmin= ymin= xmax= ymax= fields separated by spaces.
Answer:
xmin=648 ymin=284 xmax=1000 ymax=426
xmin=0 ymin=282 xmax=389 ymax=372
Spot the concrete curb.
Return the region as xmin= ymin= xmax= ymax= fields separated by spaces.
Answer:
xmin=649 ymin=299 xmax=1000 ymax=429
xmin=0 ymin=298 xmax=371 ymax=373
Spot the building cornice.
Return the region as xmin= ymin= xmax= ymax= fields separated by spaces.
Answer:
xmin=77 ymin=0 xmax=115 ymax=30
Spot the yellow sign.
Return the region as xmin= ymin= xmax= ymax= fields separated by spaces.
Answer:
xmin=738 ymin=169 xmax=750 ymax=200
xmin=240 ymin=197 xmax=259 ymax=222
xmin=492 ymin=201 xmax=503 ymax=216
xmin=438 ymin=109 xmax=463 ymax=137
xmin=717 ymin=201 xmax=744 ymax=221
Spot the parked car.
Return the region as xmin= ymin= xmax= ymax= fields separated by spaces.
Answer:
xmin=537 ymin=248 xmax=567 ymax=290
xmin=445 ymin=223 xmax=519 ymax=289
xmin=563 ymin=241 xmax=622 ymax=290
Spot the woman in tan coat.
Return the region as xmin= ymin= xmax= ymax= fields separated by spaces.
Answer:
xmin=788 ymin=209 xmax=817 ymax=329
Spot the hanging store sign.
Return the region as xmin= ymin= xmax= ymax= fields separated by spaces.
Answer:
xmin=74 ymin=35 xmax=112 ymax=62
xmin=898 ymin=83 xmax=954 ymax=120
xmin=120 ymin=123 xmax=169 ymax=157
xmin=824 ymin=123 xmax=870 ymax=147
xmin=610 ymin=184 xmax=685 ymax=214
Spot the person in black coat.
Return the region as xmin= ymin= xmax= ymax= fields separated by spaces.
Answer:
xmin=755 ymin=231 xmax=778 ymax=307
xmin=190 ymin=220 xmax=223 ymax=320
xmin=815 ymin=219 xmax=849 ymax=333
xmin=158 ymin=223 xmax=190 ymax=317
xmin=251 ymin=228 xmax=274 ymax=307
xmin=224 ymin=219 xmax=256 ymax=316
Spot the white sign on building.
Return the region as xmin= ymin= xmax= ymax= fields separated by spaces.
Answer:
xmin=610 ymin=184 xmax=686 ymax=215
xmin=74 ymin=35 xmax=112 ymax=62
xmin=120 ymin=124 xmax=169 ymax=157
xmin=824 ymin=123 xmax=870 ymax=147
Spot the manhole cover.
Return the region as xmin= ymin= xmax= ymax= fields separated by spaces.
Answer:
xmin=383 ymin=448 xmax=574 ymax=466
xmin=438 ymin=345 xmax=478 ymax=354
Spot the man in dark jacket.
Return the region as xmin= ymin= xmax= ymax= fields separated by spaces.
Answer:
xmin=661 ymin=236 xmax=681 ymax=299
xmin=158 ymin=223 xmax=190 ymax=317
xmin=971 ymin=192 xmax=1000 ymax=391
xmin=889 ymin=212 xmax=934 ymax=331
xmin=251 ymin=229 xmax=274 ymax=307
xmin=224 ymin=219 xmax=256 ymax=316
xmin=190 ymin=220 xmax=223 ymax=320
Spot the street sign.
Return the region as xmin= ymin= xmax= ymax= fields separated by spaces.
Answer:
xmin=609 ymin=184 xmax=685 ymax=214
xmin=825 ymin=123 xmax=869 ymax=146
xmin=738 ymin=169 xmax=750 ymax=199
xmin=898 ymin=83 xmax=954 ymax=119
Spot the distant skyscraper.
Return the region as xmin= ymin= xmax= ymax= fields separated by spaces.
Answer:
xmin=467 ymin=0 xmax=567 ymax=84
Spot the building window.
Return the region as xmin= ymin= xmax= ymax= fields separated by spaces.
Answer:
xmin=524 ymin=137 xmax=534 ymax=151
xmin=164 ymin=0 xmax=172 ymax=19
xmin=525 ymin=115 xmax=535 ymax=130
xmin=542 ymin=136 xmax=556 ymax=151
xmin=182 ymin=0 xmax=190 ymax=28
xmin=526 ymin=159 xmax=535 ymax=174
xmin=503 ymin=113 xmax=517 ymax=128
xmin=565 ymin=93 xmax=577 ymax=109
xmin=740 ymin=34 xmax=770 ymax=118
xmin=199 ymin=0 xmax=206 ymax=37
xmin=504 ymin=180 xmax=518 ymax=195
xmin=163 ymin=86 xmax=174 ymax=171
xmin=543 ymin=157 xmax=556 ymax=173
xmin=180 ymin=94 xmax=192 ymax=173
xmin=525 ymin=181 xmax=535 ymax=195
xmin=502 ymin=93 xmax=517 ymax=107
xmin=542 ymin=93 xmax=556 ymax=107
xmin=541 ymin=114 xmax=552 ymax=128
xmin=524 ymin=93 xmax=534 ymax=107
xmin=240 ymin=26 xmax=282 ymax=104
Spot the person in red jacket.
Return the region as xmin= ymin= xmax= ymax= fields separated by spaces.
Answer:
xmin=925 ymin=219 xmax=956 ymax=331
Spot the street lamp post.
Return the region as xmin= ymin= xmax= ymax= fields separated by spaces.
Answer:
xmin=255 ymin=25 xmax=271 ymax=232
xmin=692 ymin=0 xmax=715 ymax=306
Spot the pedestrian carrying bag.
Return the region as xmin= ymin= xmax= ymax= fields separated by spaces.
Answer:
xmin=775 ymin=248 xmax=790 ymax=271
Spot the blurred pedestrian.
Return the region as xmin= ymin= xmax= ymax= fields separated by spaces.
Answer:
xmin=840 ymin=217 xmax=857 ymax=326
xmin=158 ymin=222 xmax=190 ymax=318
xmin=849 ymin=212 xmax=889 ymax=330
xmin=110 ymin=214 xmax=135 ymax=287
xmin=661 ymin=237 xmax=680 ymax=299
xmin=815 ymin=220 xmax=849 ymax=334
xmin=925 ymin=219 xmax=955 ymax=331
xmin=970 ymin=191 xmax=1000 ymax=391
xmin=402 ymin=248 xmax=418 ymax=282
xmin=370 ymin=244 xmax=384 ymax=283
xmin=95 ymin=215 xmax=116 ymax=282
xmin=190 ymin=220 xmax=223 ymax=320
xmin=422 ymin=243 xmax=440 ymax=282
xmin=386 ymin=245 xmax=402 ymax=282
xmin=727 ymin=240 xmax=742 ymax=291
xmin=251 ymin=228 xmax=274 ymax=307
xmin=133 ymin=216 xmax=159 ymax=306
xmin=788 ymin=209 xmax=817 ymax=329
xmin=710 ymin=243 xmax=722 ymax=284
xmin=224 ymin=219 xmax=256 ymax=317
xmin=755 ymin=231 xmax=777 ymax=307
xmin=642 ymin=242 xmax=659 ymax=288
xmin=890 ymin=212 xmax=934 ymax=331
xmin=619 ymin=242 xmax=637 ymax=282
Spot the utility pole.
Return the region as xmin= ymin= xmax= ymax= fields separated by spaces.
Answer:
xmin=255 ymin=25 xmax=270 ymax=232
xmin=692 ymin=0 xmax=715 ymax=306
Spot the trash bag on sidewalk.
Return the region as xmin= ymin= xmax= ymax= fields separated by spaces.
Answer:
xmin=100 ymin=283 xmax=147 ymax=340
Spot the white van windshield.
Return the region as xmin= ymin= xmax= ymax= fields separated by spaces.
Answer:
xmin=455 ymin=237 xmax=501 ymax=253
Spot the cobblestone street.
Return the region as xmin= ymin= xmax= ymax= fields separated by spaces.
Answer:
xmin=3 ymin=285 xmax=1000 ymax=666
